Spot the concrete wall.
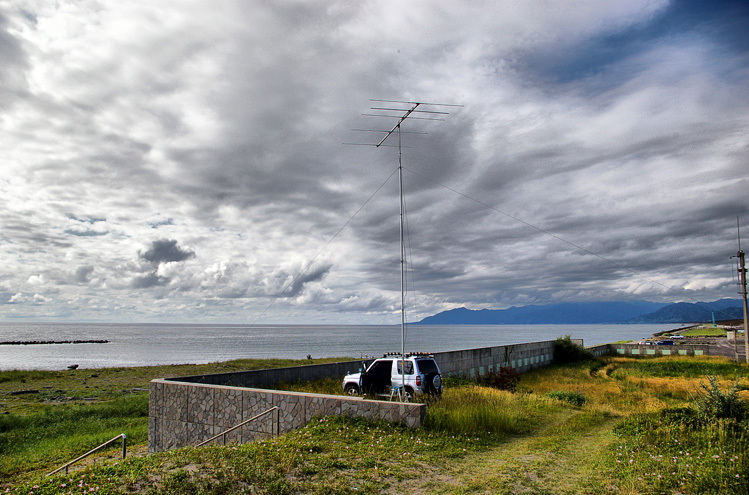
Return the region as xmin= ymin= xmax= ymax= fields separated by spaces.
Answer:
xmin=609 ymin=343 xmax=713 ymax=357
xmin=588 ymin=344 xmax=612 ymax=358
xmin=149 ymin=340 xmax=560 ymax=453
xmin=173 ymin=360 xmax=367 ymax=389
xmin=433 ymin=340 xmax=557 ymax=378
xmin=171 ymin=340 xmax=559 ymax=389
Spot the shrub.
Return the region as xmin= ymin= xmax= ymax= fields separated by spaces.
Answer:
xmin=477 ymin=366 xmax=520 ymax=392
xmin=546 ymin=390 xmax=587 ymax=406
xmin=692 ymin=375 xmax=748 ymax=421
xmin=553 ymin=335 xmax=594 ymax=364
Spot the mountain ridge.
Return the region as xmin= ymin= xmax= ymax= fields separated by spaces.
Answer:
xmin=415 ymin=299 xmax=743 ymax=325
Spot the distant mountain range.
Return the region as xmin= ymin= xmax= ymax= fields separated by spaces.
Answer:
xmin=415 ymin=299 xmax=744 ymax=325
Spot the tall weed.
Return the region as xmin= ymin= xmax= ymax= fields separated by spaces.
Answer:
xmin=423 ymin=385 xmax=542 ymax=438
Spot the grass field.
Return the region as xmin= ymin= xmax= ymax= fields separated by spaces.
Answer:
xmin=1 ymin=355 xmax=748 ymax=494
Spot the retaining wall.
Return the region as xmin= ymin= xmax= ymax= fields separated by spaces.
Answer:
xmin=588 ymin=343 xmax=612 ymax=357
xmin=149 ymin=339 xmax=559 ymax=453
xmin=609 ymin=343 xmax=714 ymax=357
xmin=148 ymin=379 xmax=423 ymax=452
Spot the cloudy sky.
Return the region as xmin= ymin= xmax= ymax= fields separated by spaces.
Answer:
xmin=1 ymin=0 xmax=748 ymax=324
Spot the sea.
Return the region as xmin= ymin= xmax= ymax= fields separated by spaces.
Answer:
xmin=0 ymin=322 xmax=685 ymax=371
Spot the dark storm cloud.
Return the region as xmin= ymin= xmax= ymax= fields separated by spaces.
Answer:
xmin=0 ymin=10 xmax=29 ymax=106
xmin=131 ymin=273 xmax=170 ymax=289
xmin=65 ymin=229 xmax=108 ymax=237
xmin=139 ymin=239 xmax=195 ymax=265
xmin=74 ymin=265 xmax=94 ymax=284
xmin=2 ymin=1 xmax=747 ymax=323
xmin=278 ymin=263 xmax=333 ymax=298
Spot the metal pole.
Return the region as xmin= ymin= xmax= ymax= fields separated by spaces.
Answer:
xmin=738 ymin=250 xmax=748 ymax=364
xmin=398 ymin=123 xmax=406 ymax=393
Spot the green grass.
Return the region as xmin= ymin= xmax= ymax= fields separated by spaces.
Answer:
xmin=608 ymin=356 xmax=749 ymax=379
xmin=681 ymin=327 xmax=729 ymax=337
xmin=546 ymin=390 xmax=587 ymax=406
xmin=0 ymin=394 xmax=148 ymax=479
xmin=2 ymin=355 xmax=749 ymax=494
xmin=610 ymin=409 xmax=748 ymax=494
xmin=0 ymin=357 xmax=350 ymax=415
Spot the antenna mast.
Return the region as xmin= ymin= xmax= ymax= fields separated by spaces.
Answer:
xmin=349 ymin=99 xmax=461 ymax=398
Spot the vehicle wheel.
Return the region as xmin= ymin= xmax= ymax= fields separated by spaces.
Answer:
xmin=344 ymin=384 xmax=360 ymax=396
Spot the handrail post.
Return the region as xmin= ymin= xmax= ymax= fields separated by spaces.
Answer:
xmin=274 ymin=406 xmax=279 ymax=438
xmin=195 ymin=406 xmax=280 ymax=448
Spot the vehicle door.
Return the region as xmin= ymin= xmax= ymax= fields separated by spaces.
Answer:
xmin=361 ymin=360 xmax=392 ymax=394
xmin=394 ymin=359 xmax=414 ymax=390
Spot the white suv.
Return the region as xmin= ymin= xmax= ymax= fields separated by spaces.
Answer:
xmin=342 ymin=352 xmax=443 ymax=400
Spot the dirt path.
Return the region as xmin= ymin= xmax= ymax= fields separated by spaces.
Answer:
xmin=391 ymin=408 xmax=620 ymax=495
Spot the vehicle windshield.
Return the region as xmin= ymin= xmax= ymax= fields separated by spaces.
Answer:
xmin=415 ymin=358 xmax=438 ymax=374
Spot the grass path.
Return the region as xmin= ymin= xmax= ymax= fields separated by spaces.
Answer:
xmin=392 ymin=408 xmax=621 ymax=494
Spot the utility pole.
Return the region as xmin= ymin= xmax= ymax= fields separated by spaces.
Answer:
xmin=738 ymin=249 xmax=749 ymax=364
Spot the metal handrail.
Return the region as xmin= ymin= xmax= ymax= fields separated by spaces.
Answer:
xmin=196 ymin=406 xmax=279 ymax=448
xmin=47 ymin=433 xmax=126 ymax=477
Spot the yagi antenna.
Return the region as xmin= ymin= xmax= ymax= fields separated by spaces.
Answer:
xmin=345 ymin=99 xmax=462 ymax=147
xmin=347 ymin=98 xmax=461 ymax=399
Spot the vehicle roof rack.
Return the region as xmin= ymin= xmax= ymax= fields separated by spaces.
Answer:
xmin=382 ymin=351 xmax=434 ymax=358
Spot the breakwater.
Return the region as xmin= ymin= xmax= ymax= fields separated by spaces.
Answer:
xmin=0 ymin=340 xmax=109 ymax=346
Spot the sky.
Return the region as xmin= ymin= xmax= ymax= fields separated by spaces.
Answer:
xmin=1 ymin=0 xmax=748 ymax=324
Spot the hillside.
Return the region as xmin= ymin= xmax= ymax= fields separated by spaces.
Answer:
xmin=627 ymin=300 xmax=745 ymax=323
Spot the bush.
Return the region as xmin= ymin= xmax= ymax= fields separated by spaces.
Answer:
xmin=553 ymin=335 xmax=594 ymax=364
xmin=692 ymin=376 xmax=748 ymax=421
xmin=546 ymin=390 xmax=587 ymax=406
xmin=477 ymin=366 xmax=520 ymax=392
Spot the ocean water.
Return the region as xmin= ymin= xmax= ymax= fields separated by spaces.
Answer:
xmin=0 ymin=322 xmax=682 ymax=371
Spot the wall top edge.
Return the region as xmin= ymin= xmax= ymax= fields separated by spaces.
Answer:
xmin=149 ymin=378 xmax=425 ymax=407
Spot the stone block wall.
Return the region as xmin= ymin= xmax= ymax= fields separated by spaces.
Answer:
xmin=149 ymin=379 xmax=425 ymax=453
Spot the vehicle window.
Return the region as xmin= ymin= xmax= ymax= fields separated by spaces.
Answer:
xmin=368 ymin=360 xmax=391 ymax=375
xmin=415 ymin=359 xmax=438 ymax=374
xmin=396 ymin=360 xmax=414 ymax=375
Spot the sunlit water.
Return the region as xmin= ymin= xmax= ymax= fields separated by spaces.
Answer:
xmin=0 ymin=322 xmax=683 ymax=370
